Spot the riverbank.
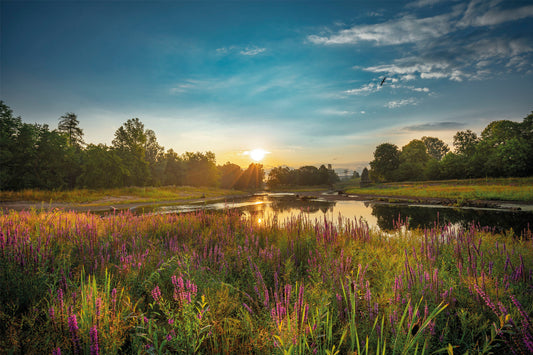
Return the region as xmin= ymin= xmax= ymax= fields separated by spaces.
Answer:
xmin=0 ymin=186 xmax=250 ymax=213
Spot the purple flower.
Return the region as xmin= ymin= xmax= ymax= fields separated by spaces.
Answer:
xmin=68 ymin=313 xmax=81 ymax=354
xmin=151 ymin=286 xmax=162 ymax=303
xmin=90 ymin=325 xmax=99 ymax=355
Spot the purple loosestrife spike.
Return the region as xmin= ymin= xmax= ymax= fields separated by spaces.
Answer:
xmin=151 ymin=286 xmax=162 ymax=303
xmin=52 ymin=347 xmax=61 ymax=355
xmin=68 ymin=313 xmax=81 ymax=354
xmin=90 ymin=326 xmax=99 ymax=355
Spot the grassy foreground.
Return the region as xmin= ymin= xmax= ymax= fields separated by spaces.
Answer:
xmin=346 ymin=177 xmax=533 ymax=202
xmin=0 ymin=186 xmax=247 ymax=205
xmin=1 ymin=209 xmax=532 ymax=354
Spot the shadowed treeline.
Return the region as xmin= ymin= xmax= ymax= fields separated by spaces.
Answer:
xmin=0 ymin=102 xmax=264 ymax=191
xmin=369 ymin=112 xmax=533 ymax=182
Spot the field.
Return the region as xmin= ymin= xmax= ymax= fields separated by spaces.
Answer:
xmin=1 ymin=209 xmax=532 ymax=354
xmin=0 ymin=186 xmax=247 ymax=205
xmin=346 ymin=177 xmax=533 ymax=202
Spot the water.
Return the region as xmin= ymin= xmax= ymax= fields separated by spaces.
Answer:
xmin=133 ymin=193 xmax=533 ymax=233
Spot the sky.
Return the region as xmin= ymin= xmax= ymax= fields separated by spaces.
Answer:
xmin=1 ymin=0 xmax=532 ymax=172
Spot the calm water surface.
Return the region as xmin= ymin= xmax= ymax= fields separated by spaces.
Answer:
xmin=135 ymin=193 xmax=533 ymax=233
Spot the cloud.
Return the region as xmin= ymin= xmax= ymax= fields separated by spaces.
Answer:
xmin=386 ymin=98 xmax=417 ymax=108
xmin=310 ymin=1 xmax=533 ymax=82
xmin=216 ymin=45 xmax=267 ymax=56
xmin=458 ymin=1 xmax=533 ymax=28
xmin=343 ymin=82 xmax=382 ymax=95
xmin=308 ymin=13 xmax=454 ymax=46
xmin=240 ymin=47 xmax=267 ymax=56
xmin=402 ymin=121 xmax=466 ymax=131
xmin=407 ymin=0 xmax=449 ymax=8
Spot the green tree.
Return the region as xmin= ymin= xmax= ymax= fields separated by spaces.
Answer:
xmin=235 ymin=163 xmax=264 ymax=190
xmin=421 ymin=136 xmax=449 ymax=161
xmin=58 ymin=112 xmax=84 ymax=147
xmin=453 ymin=130 xmax=479 ymax=156
xmin=218 ymin=162 xmax=242 ymax=189
xmin=397 ymin=139 xmax=430 ymax=181
xmin=112 ymin=118 xmax=151 ymax=186
xmin=369 ymin=143 xmax=400 ymax=182
xmin=162 ymin=149 xmax=186 ymax=186
xmin=183 ymin=151 xmax=218 ymax=187
xmin=0 ymin=102 xmax=22 ymax=189
xmin=77 ymin=144 xmax=128 ymax=188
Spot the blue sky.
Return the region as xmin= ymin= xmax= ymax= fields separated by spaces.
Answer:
xmin=1 ymin=0 xmax=532 ymax=171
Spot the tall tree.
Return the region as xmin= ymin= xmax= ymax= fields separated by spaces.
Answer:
xmin=369 ymin=143 xmax=400 ymax=182
xmin=58 ymin=112 xmax=84 ymax=147
xmin=397 ymin=139 xmax=430 ymax=181
xmin=112 ymin=118 xmax=150 ymax=186
xmin=183 ymin=151 xmax=218 ymax=187
xmin=0 ymin=102 xmax=22 ymax=189
xmin=421 ymin=136 xmax=449 ymax=161
xmin=218 ymin=162 xmax=242 ymax=189
xmin=453 ymin=130 xmax=479 ymax=156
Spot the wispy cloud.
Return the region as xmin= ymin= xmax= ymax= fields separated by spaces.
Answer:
xmin=343 ymin=82 xmax=382 ymax=96
xmin=216 ymin=45 xmax=267 ymax=56
xmin=240 ymin=47 xmax=267 ymax=56
xmin=458 ymin=1 xmax=533 ymax=27
xmin=386 ymin=98 xmax=417 ymax=109
xmin=309 ymin=0 xmax=533 ymax=82
xmin=308 ymin=13 xmax=454 ymax=46
xmin=402 ymin=121 xmax=466 ymax=131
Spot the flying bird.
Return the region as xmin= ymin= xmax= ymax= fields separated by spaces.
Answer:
xmin=380 ymin=77 xmax=387 ymax=86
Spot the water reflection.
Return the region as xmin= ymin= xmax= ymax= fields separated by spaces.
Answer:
xmin=139 ymin=194 xmax=532 ymax=233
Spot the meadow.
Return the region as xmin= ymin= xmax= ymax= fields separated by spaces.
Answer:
xmin=0 ymin=208 xmax=532 ymax=354
xmin=346 ymin=177 xmax=533 ymax=202
xmin=0 ymin=186 xmax=247 ymax=205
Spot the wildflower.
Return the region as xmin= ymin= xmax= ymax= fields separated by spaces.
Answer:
xmin=90 ymin=325 xmax=99 ymax=355
xmin=151 ymin=286 xmax=162 ymax=303
xmin=68 ymin=313 xmax=81 ymax=354
xmin=52 ymin=347 xmax=61 ymax=355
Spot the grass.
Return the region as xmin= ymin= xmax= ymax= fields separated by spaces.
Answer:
xmin=346 ymin=177 xmax=533 ymax=202
xmin=0 ymin=208 xmax=532 ymax=354
xmin=0 ymin=185 xmax=248 ymax=205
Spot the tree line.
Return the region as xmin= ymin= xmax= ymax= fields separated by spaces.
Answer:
xmin=0 ymin=101 xmax=265 ymax=191
xmin=266 ymin=164 xmax=339 ymax=188
xmin=368 ymin=112 xmax=533 ymax=182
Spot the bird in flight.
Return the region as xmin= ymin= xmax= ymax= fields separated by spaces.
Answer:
xmin=380 ymin=77 xmax=387 ymax=86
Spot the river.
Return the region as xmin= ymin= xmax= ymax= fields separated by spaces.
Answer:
xmin=132 ymin=193 xmax=533 ymax=234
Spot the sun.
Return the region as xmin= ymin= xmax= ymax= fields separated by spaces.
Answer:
xmin=248 ymin=148 xmax=269 ymax=162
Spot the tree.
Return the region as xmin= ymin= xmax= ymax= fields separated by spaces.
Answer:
xmin=183 ymin=151 xmax=218 ymax=187
xmin=218 ymin=162 xmax=242 ymax=189
xmin=360 ymin=167 xmax=371 ymax=187
xmin=0 ymin=101 xmax=22 ymax=189
xmin=453 ymin=130 xmax=479 ymax=156
xmin=421 ymin=136 xmax=449 ymax=161
xmin=112 ymin=118 xmax=152 ymax=186
xmin=77 ymin=144 xmax=128 ymax=188
xmin=397 ymin=139 xmax=430 ymax=181
xmin=369 ymin=143 xmax=400 ymax=182
xmin=235 ymin=163 xmax=264 ymax=190
xmin=58 ymin=112 xmax=84 ymax=147
xmin=162 ymin=149 xmax=185 ymax=186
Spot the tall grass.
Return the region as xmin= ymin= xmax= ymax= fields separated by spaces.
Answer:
xmin=0 ymin=208 xmax=532 ymax=353
xmin=346 ymin=177 xmax=533 ymax=201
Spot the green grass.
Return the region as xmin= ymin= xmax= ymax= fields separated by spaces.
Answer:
xmin=0 ymin=185 xmax=248 ymax=205
xmin=346 ymin=177 xmax=533 ymax=202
